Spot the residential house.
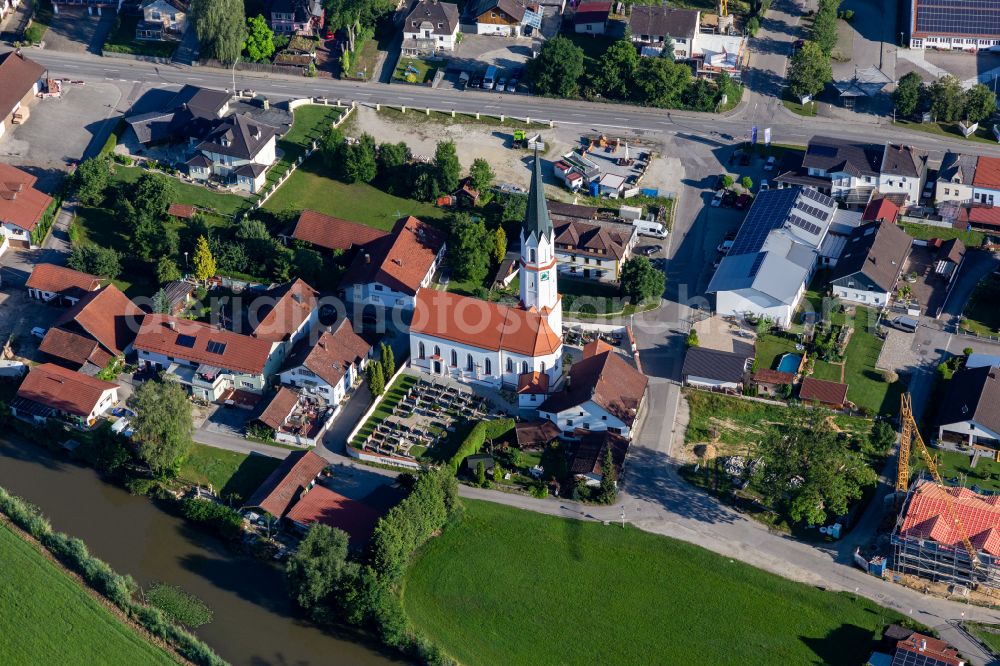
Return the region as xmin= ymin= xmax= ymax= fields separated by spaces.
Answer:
xmin=402 ymin=0 xmax=460 ymax=54
xmin=547 ymin=200 xmax=601 ymax=222
xmin=932 ymin=237 xmax=965 ymax=284
xmin=798 ymin=377 xmax=849 ymax=409
xmin=278 ymin=319 xmax=373 ymax=406
xmin=124 ymin=85 xmax=231 ymax=146
xmin=681 ymin=346 xmax=752 ymax=392
xmin=973 ymin=155 xmax=1000 ymax=206
xmin=628 ymin=6 xmax=700 ymax=59
xmin=0 ymin=163 xmax=53 ymax=252
xmin=693 ymin=33 xmax=746 ymax=80
xmin=289 ymin=209 xmax=389 ymax=254
xmin=906 ymin=0 xmax=1000 ymax=51
xmin=25 ymin=264 xmax=100 ymax=305
xmin=861 ymin=196 xmax=900 ymax=224
xmin=936 ymin=151 xmax=977 ymax=205
xmin=828 ymin=222 xmax=912 ymax=306
xmin=775 ymin=136 xmax=883 ymax=206
xmin=707 ymin=187 xmax=838 ymax=327
xmin=340 ymin=216 xmax=445 ymax=312
xmin=467 ymin=0 xmax=530 ymax=36
xmin=136 ymin=0 xmax=187 ymax=41
xmin=133 ymin=314 xmax=278 ymax=402
xmin=892 ymin=632 xmax=965 ymax=666
xmin=11 ymin=363 xmax=118 ymax=427
xmin=186 ymin=114 xmax=278 ymax=194
xmin=517 ymin=370 xmax=549 ymax=409
xmin=284 ymin=485 xmax=381 ymax=546
xmin=258 ymin=386 xmax=335 ymax=447
xmin=463 ymin=453 xmax=496 ymax=475
xmin=937 ymin=365 xmax=1000 ymax=448
xmin=269 ymin=0 xmax=324 ymax=36
xmin=553 ymin=219 xmax=638 ymax=281
xmin=38 ymin=284 xmax=143 ymax=372
xmin=573 ymin=1 xmax=610 ymax=34
xmin=569 ymin=429 xmax=629 ymax=487
xmin=250 ymin=278 xmax=319 ymax=364
xmin=514 ymin=419 xmax=560 ymax=450
xmin=878 ymin=143 xmax=927 ymax=209
xmin=750 ymin=368 xmax=795 ymax=397
xmin=452 ymin=177 xmax=480 ymax=208
xmin=0 ymin=51 xmax=46 ymax=140
xmin=244 ymin=449 xmax=328 ymax=517
xmin=539 ymin=345 xmax=648 ymax=440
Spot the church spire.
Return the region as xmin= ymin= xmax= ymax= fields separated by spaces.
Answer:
xmin=523 ymin=151 xmax=552 ymax=240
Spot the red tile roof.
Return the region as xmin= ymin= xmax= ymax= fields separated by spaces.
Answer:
xmin=899 ymin=481 xmax=1000 ymax=558
xmin=574 ymin=1 xmax=611 ymax=24
xmin=54 ymin=284 xmax=142 ymax=356
xmin=974 ymin=156 xmax=1000 ymax=190
xmin=285 ymin=485 xmax=381 ymax=545
xmin=412 ymin=289 xmax=562 ymax=357
xmin=0 ymin=51 xmax=44 ymax=118
xmin=258 ymin=387 xmax=300 ymax=430
xmin=25 ymin=263 xmax=101 ymax=297
xmin=751 ymin=368 xmax=795 ymax=385
xmin=894 ymin=631 xmax=964 ymax=666
xmin=251 ymin=278 xmax=318 ymax=343
xmin=16 ymin=363 xmax=117 ymax=418
xmin=967 ymin=206 xmax=1000 ymax=229
xmin=135 ymin=314 xmax=274 ymax=375
xmin=282 ymin=319 xmax=371 ymax=387
xmin=291 ymin=210 xmax=388 ymax=252
xmin=861 ymin=196 xmax=899 ymax=223
xmin=167 ymin=203 xmax=196 ymax=219
xmin=244 ymin=450 xmax=328 ymax=518
xmin=798 ymin=377 xmax=849 ymax=406
xmin=517 ymin=370 xmax=549 ymax=394
xmin=38 ymin=327 xmax=113 ymax=369
xmin=340 ymin=217 xmax=445 ymax=296
xmin=583 ymin=339 xmax=613 ymax=359
xmin=541 ymin=350 xmax=648 ymax=427
xmin=0 ymin=163 xmax=53 ymax=232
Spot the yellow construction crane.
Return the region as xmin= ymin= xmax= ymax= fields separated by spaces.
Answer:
xmin=719 ymin=0 xmax=728 ymax=17
xmin=897 ymin=393 xmax=981 ymax=568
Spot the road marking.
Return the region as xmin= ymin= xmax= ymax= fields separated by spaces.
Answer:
xmin=188 ymin=76 xmax=205 ymax=81
xmin=569 ymin=112 xmax=585 ymax=116
xmin=398 ymin=96 xmax=414 ymax=100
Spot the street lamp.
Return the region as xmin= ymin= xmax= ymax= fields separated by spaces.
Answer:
xmin=184 ymin=251 xmax=188 ymax=270
xmin=231 ymin=56 xmax=240 ymax=95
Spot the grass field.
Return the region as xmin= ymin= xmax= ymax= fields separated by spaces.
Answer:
xmin=893 ymin=119 xmax=999 ymax=146
xmin=265 ymin=105 xmax=347 ymax=190
xmin=112 ymin=166 xmax=245 ymax=216
xmin=900 ymin=222 xmax=984 ymax=248
xmin=966 ymin=622 xmax=1000 ymax=655
xmin=962 ymin=273 xmax=1000 ymax=336
xmin=103 ymin=15 xmax=177 ymax=58
xmin=402 ymin=500 xmax=907 ymax=666
xmin=840 ymin=307 xmax=902 ymax=415
xmin=911 ymin=448 xmax=1000 ymax=492
xmin=179 ymin=444 xmax=281 ymax=502
xmin=0 ymin=523 xmax=175 ymax=665
xmin=393 ymin=57 xmax=436 ymax=84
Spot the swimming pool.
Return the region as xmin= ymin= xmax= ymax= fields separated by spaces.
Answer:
xmin=777 ymin=353 xmax=802 ymax=374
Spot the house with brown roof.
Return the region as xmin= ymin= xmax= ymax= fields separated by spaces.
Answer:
xmin=134 ymin=314 xmax=278 ymax=402
xmin=244 ymin=449 xmax=328 ymax=518
xmin=932 ymin=237 xmax=965 ymax=284
xmin=553 ymin=219 xmax=638 ymax=282
xmin=250 ymin=278 xmax=319 ymax=365
xmin=974 ymin=155 xmax=1000 ymax=207
xmin=257 ymin=386 xmax=338 ymax=447
xmin=878 ymin=143 xmax=927 ymax=208
xmin=38 ymin=284 xmax=143 ymax=372
xmin=937 ymin=365 xmax=1000 ymax=448
xmin=829 ymin=221 xmax=912 ymax=306
xmin=467 ymin=0 xmax=531 ymax=36
xmin=0 ymin=51 xmax=46 ymax=141
xmin=514 ymin=419 xmax=561 ymax=450
xmin=798 ymin=377 xmax=849 ymax=409
xmin=629 ymin=5 xmax=700 ymax=58
xmin=11 ymin=363 xmax=119 ymax=427
xmin=284 ymin=484 xmax=381 ymax=546
xmin=750 ymin=368 xmax=795 ymax=397
xmin=340 ymin=216 xmax=445 ymax=312
xmin=0 ymin=163 xmax=54 ymax=251
xmin=569 ymin=429 xmax=629 ymax=487
xmin=25 ymin=263 xmax=101 ymax=305
xmin=278 ymin=318 xmax=373 ymax=406
xmin=289 ymin=210 xmax=388 ymax=254
xmin=539 ymin=347 xmax=648 ymax=439
xmin=403 ymin=0 xmax=460 ymax=53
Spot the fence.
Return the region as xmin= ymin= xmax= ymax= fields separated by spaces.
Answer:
xmin=900 ymin=215 xmax=954 ymax=229
xmin=101 ymin=50 xmax=175 ymax=64
xmin=199 ymin=58 xmax=307 ymax=76
xmin=367 ymin=101 xmax=555 ymax=128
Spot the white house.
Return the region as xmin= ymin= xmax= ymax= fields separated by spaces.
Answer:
xmin=681 ymin=346 xmax=752 ymax=392
xmin=937 ymin=365 xmax=1000 ymax=448
xmin=250 ymin=278 xmax=319 ymax=366
xmin=829 ymin=222 xmax=912 ymax=307
xmin=467 ymin=0 xmax=529 ymax=36
xmin=0 ymin=163 xmax=53 ymax=252
xmin=340 ymin=216 xmax=445 ymax=313
xmin=936 ymin=151 xmax=977 ymax=205
xmin=136 ymin=0 xmax=187 ymax=41
xmin=776 ymin=136 xmax=883 ymax=206
xmin=12 ymin=363 xmax=119 ymax=427
xmin=878 ymin=143 xmax=926 ymax=209
xmin=25 ymin=263 xmax=101 ymax=305
xmin=573 ymin=1 xmax=610 ymax=34
xmin=186 ymin=114 xmax=277 ymax=194
xmin=402 ymin=0 xmax=460 ymax=53
xmin=628 ymin=5 xmax=700 ymax=59
xmin=708 ymin=187 xmax=837 ymax=327
xmin=552 ymin=219 xmax=637 ymax=282
xmin=973 ymin=155 xmax=1000 ymax=206
xmin=279 ymin=319 xmax=373 ymax=406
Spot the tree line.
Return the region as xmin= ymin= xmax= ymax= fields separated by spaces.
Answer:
xmin=893 ymin=71 xmax=997 ymax=124
xmin=787 ymin=0 xmax=840 ymax=101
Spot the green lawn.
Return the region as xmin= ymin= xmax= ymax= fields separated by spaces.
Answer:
xmin=23 ymin=0 xmax=52 ymax=44
xmin=782 ymin=96 xmax=818 ymax=117
xmin=961 ymin=273 xmax=1000 ymax=336
xmin=900 ymin=222 xmax=984 ymax=248
xmin=263 ymin=160 xmax=443 ymax=229
xmin=0 ymin=524 xmax=175 ymax=665
xmin=911 ymin=448 xmax=1000 ymax=492
xmin=112 ymin=166 xmax=245 ymax=216
xmin=754 ymin=332 xmax=801 ymax=371
xmin=893 ymin=119 xmax=999 ymax=146
xmin=179 ymin=444 xmax=282 ymax=502
xmin=966 ymin=623 xmax=1000 ymax=655
xmin=394 ymin=57 xmax=436 ymax=84
xmin=103 ymin=15 xmax=178 ymax=58
xmin=402 ymin=500 xmax=908 ymax=666
xmin=266 ymin=105 xmax=347 ymax=190
xmin=373 ymin=106 xmax=548 ymax=129
xmin=841 ymin=308 xmax=902 ymax=415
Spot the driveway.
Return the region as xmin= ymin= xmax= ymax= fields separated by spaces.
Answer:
xmin=43 ymin=10 xmax=115 ymax=55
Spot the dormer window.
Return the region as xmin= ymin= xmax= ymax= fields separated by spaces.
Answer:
xmin=438 ymin=22 xmax=442 ymax=28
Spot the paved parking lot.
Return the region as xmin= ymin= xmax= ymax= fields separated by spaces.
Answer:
xmin=43 ymin=9 xmax=115 ymax=55
xmin=0 ymin=289 xmax=64 ymax=361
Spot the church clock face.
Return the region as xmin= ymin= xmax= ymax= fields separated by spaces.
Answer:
xmin=540 ymin=271 xmax=549 ymax=281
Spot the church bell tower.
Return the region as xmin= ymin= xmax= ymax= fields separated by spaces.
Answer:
xmin=520 ymin=152 xmax=561 ymax=334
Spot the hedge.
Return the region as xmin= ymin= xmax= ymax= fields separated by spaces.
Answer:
xmin=180 ymin=498 xmax=243 ymax=540
xmin=447 ymin=418 xmax=515 ymax=473
xmin=0 ymin=486 xmax=227 ymax=666
xmin=100 ymin=119 xmax=127 ymax=158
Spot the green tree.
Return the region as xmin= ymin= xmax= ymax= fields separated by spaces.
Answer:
xmin=345 ymin=133 xmax=377 ymax=183
xmin=529 ymin=35 xmax=585 ymax=98
xmin=285 ymin=524 xmax=350 ymax=613
xmin=787 ymin=41 xmax=831 ymax=100
xmin=721 ymin=174 xmax=734 ymax=189
xmin=596 ymin=39 xmax=638 ymax=99
xmin=321 ymin=126 xmax=346 ymax=178
xmin=74 ymin=157 xmax=112 ymax=206
xmin=715 ymin=70 xmax=738 ymax=105
xmin=89 ymin=425 xmax=130 ymax=475
xmin=869 ymin=420 xmax=897 ymax=454
xmin=598 ymin=446 xmax=617 ymax=503
xmin=686 ymin=329 xmax=699 ymax=348
xmin=501 ymin=192 xmax=527 ymax=223
xmin=741 ymin=176 xmax=753 ymax=191
xmin=366 ymin=361 xmax=384 ymax=397
xmin=243 ymin=14 xmax=275 ymax=62
xmin=152 ymin=288 xmax=172 ymax=314
xmin=68 ymin=244 xmax=121 ymax=279
xmin=447 ymin=214 xmax=490 ymax=284
xmin=433 ymin=140 xmax=461 ymax=195
xmin=928 ymin=75 xmax=965 ymax=122
xmin=131 ymin=378 xmax=193 ymax=478
xmin=892 ymin=71 xmax=924 ymax=117
xmin=293 ymin=247 xmax=324 ymax=286
xmin=491 ymin=226 xmax=507 ymax=265
xmin=683 ymin=77 xmax=717 ymax=111
xmin=157 ymin=256 xmax=181 ymax=284
xmin=469 ymin=157 xmax=495 ymax=196
xmin=619 ymin=256 xmax=665 ymax=303
xmin=475 ymin=460 xmax=487 ymax=487
xmin=380 ymin=342 xmax=394 ymax=379
xmin=811 ymin=0 xmax=841 ymax=55
xmin=121 ymin=172 xmax=174 ymax=226
xmin=965 ymin=83 xmax=997 ymax=123
xmin=191 ymin=0 xmax=246 ymax=62
xmin=376 ymin=141 xmax=409 ymax=193
xmin=134 ymin=217 xmax=179 ymax=262
xmin=192 ymin=235 xmax=217 ymax=283
xmin=636 ymin=57 xmax=690 ymax=108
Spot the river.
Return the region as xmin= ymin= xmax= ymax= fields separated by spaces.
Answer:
xmin=0 ymin=436 xmax=398 ymax=666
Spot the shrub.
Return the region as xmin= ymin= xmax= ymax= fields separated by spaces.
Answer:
xmin=180 ymin=498 xmax=244 ymax=540
xmin=146 ymin=583 xmax=214 ymax=628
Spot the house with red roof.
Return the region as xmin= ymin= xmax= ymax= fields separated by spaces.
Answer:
xmin=278 ymin=318 xmax=373 ymax=406
xmin=574 ymin=1 xmax=610 ymax=34
xmin=285 ymin=485 xmax=381 ymax=546
xmin=244 ymin=449 xmax=329 ymax=518
xmin=0 ymin=162 xmax=53 ymax=253
xmin=25 ymin=263 xmax=101 ymax=306
xmin=249 ymin=278 xmax=319 ymax=366
xmin=861 ymin=196 xmax=899 ymax=224
xmin=798 ymin=377 xmax=849 ymax=408
xmin=0 ymin=51 xmax=46 ymax=141
xmin=289 ymin=209 xmax=388 ymax=253
xmin=11 ymin=363 xmax=119 ymax=427
xmin=973 ymin=155 xmax=1000 ymax=207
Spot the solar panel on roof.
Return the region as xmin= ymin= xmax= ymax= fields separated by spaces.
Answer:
xmin=788 ymin=214 xmax=822 ymax=236
xmin=800 ymin=187 xmax=835 ymax=207
xmin=915 ymin=0 xmax=1000 ymax=37
xmin=176 ymin=334 xmax=196 ymax=348
xmin=206 ymin=340 xmax=227 ymax=355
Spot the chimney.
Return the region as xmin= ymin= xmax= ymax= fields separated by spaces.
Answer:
xmin=919 ymin=639 xmax=926 ymax=652
xmin=365 ymin=253 xmax=371 ymax=264
xmin=167 ymin=320 xmax=177 ymax=331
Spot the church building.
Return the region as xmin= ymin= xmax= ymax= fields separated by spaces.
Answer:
xmin=409 ymin=154 xmax=564 ymax=392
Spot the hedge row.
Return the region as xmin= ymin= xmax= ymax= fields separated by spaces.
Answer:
xmin=447 ymin=418 xmax=515 ymax=473
xmin=0 ymin=486 xmax=227 ymax=666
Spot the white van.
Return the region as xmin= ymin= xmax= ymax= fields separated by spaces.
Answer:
xmin=633 ymin=220 xmax=667 ymax=238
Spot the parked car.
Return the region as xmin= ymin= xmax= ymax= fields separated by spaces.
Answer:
xmin=759 ymin=179 xmax=770 ymax=191
xmin=716 ymin=235 xmax=735 ymax=254
xmin=711 ymin=189 xmax=725 ymax=207
xmin=30 ymin=327 xmax=46 ymax=339
xmin=458 ymin=71 xmax=470 ymax=89
xmin=722 ymin=190 xmax=738 ymax=207
xmin=471 ymin=75 xmax=483 ymax=88
xmin=497 ymin=77 xmax=507 ymax=92
xmin=764 ymin=156 xmax=776 ymax=171
xmin=507 ymin=79 xmax=518 ymax=93
xmin=890 ymin=316 xmax=919 ymax=333
xmin=735 ymin=193 xmax=752 ymax=210
xmin=638 ymin=245 xmax=658 ymax=256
